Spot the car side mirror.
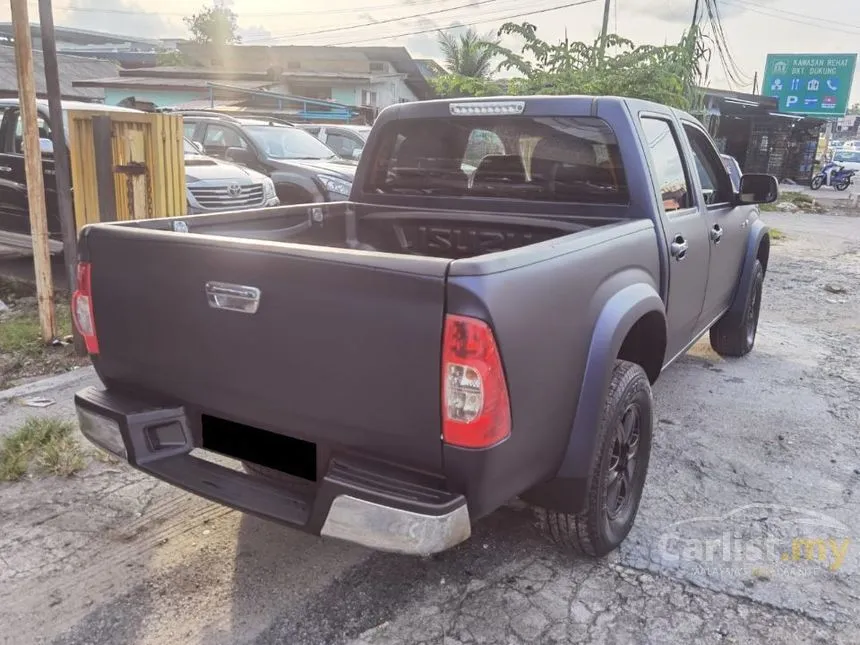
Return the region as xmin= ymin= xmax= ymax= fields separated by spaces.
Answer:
xmin=225 ymin=146 xmax=256 ymax=166
xmin=737 ymin=174 xmax=779 ymax=205
xmin=39 ymin=137 xmax=54 ymax=156
xmin=351 ymin=148 xmax=363 ymax=160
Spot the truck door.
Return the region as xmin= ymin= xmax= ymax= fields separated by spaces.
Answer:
xmin=638 ymin=115 xmax=711 ymax=358
xmin=679 ymin=120 xmax=749 ymax=324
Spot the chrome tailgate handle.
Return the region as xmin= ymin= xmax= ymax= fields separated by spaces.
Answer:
xmin=205 ymin=282 xmax=261 ymax=314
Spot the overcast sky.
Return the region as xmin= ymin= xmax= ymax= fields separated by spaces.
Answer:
xmin=4 ymin=0 xmax=859 ymax=103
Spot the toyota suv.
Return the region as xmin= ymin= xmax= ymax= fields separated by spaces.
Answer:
xmin=179 ymin=111 xmax=358 ymax=205
xmin=183 ymin=138 xmax=279 ymax=214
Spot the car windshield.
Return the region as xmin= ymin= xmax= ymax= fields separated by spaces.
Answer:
xmin=245 ymin=125 xmax=338 ymax=160
xmin=835 ymin=151 xmax=860 ymax=163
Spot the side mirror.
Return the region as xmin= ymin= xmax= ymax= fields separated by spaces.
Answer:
xmin=225 ymin=146 xmax=256 ymax=166
xmin=738 ymin=174 xmax=779 ymax=205
xmin=191 ymin=141 xmax=204 ymax=154
xmin=351 ymin=147 xmax=363 ymax=160
xmin=39 ymin=137 xmax=54 ymax=156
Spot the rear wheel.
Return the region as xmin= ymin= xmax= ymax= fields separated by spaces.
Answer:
xmin=710 ymin=259 xmax=764 ymax=357
xmin=835 ymin=179 xmax=851 ymax=191
xmin=536 ymin=360 xmax=653 ymax=558
xmin=810 ymin=175 xmax=824 ymax=190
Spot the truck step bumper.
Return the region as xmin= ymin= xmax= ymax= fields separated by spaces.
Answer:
xmin=74 ymin=386 xmax=471 ymax=556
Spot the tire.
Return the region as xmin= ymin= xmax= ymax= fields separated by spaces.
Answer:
xmin=709 ymin=259 xmax=764 ymax=357
xmin=810 ymin=176 xmax=824 ymax=190
xmin=835 ymin=179 xmax=850 ymax=191
xmin=536 ymin=360 xmax=653 ymax=558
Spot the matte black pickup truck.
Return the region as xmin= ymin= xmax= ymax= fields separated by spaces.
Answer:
xmin=73 ymin=96 xmax=777 ymax=558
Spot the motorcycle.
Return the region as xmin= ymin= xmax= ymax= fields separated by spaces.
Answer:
xmin=811 ymin=162 xmax=856 ymax=191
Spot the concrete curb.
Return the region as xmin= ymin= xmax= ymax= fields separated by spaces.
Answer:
xmin=0 ymin=366 xmax=96 ymax=402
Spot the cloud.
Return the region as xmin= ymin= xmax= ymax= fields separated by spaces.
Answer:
xmin=626 ymin=0 xmax=777 ymax=24
xmin=54 ymin=0 xmax=179 ymax=39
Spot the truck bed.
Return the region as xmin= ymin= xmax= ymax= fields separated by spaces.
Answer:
xmin=79 ymin=201 xmax=627 ymax=478
xmin=112 ymin=201 xmax=625 ymax=259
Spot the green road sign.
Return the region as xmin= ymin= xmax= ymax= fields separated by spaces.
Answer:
xmin=762 ymin=53 xmax=857 ymax=117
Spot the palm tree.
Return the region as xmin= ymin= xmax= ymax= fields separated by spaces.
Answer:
xmin=437 ymin=28 xmax=499 ymax=79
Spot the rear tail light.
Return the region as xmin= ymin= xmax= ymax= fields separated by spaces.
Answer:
xmin=71 ymin=262 xmax=99 ymax=354
xmin=442 ymin=314 xmax=511 ymax=448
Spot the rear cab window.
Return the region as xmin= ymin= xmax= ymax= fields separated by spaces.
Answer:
xmin=364 ymin=116 xmax=629 ymax=206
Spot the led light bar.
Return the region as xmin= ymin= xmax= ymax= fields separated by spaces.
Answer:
xmin=449 ymin=101 xmax=526 ymax=116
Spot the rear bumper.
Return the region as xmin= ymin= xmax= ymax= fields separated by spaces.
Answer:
xmin=75 ymin=386 xmax=470 ymax=555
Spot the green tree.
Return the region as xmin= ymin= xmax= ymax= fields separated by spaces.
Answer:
xmin=436 ymin=28 xmax=499 ymax=79
xmin=433 ymin=22 xmax=710 ymax=109
xmin=184 ymin=5 xmax=242 ymax=46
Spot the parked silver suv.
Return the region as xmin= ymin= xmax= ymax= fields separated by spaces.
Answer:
xmin=183 ymin=138 xmax=279 ymax=213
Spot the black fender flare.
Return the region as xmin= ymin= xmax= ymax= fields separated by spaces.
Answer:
xmin=271 ymin=172 xmax=326 ymax=203
xmin=521 ymin=282 xmax=665 ymax=513
xmin=723 ymin=218 xmax=769 ymax=328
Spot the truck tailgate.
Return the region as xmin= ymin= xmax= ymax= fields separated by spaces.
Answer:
xmin=83 ymin=226 xmax=449 ymax=472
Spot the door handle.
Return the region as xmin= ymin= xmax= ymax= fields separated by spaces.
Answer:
xmin=670 ymin=235 xmax=688 ymax=261
xmin=710 ymin=224 xmax=723 ymax=244
xmin=0 ymin=166 xmax=11 ymax=173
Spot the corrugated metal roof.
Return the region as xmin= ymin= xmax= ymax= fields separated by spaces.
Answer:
xmin=0 ymin=45 xmax=118 ymax=99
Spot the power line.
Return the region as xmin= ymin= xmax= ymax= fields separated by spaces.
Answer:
xmin=46 ymin=0 xmax=454 ymax=18
xmin=727 ymin=0 xmax=860 ymax=31
xmin=244 ymin=0 xmax=512 ymax=44
xmin=329 ymin=0 xmax=600 ymax=46
xmin=720 ymin=0 xmax=860 ymax=35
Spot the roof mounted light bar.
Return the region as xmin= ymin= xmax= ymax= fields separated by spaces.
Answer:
xmin=449 ymin=101 xmax=525 ymax=116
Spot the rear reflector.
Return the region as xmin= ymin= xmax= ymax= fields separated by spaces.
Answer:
xmin=71 ymin=262 xmax=99 ymax=354
xmin=442 ymin=314 xmax=511 ymax=449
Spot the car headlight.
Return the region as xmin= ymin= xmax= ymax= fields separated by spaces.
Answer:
xmin=262 ymin=177 xmax=277 ymax=200
xmin=319 ymin=175 xmax=352 ymax=199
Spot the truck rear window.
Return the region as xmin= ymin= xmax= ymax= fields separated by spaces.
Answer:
xmin=365 ymin=116 xmax=628 ymax=205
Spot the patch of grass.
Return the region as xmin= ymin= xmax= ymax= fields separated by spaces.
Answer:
xmin=1 ymin=301 xmax=87 ymax=389
xmin=769 ymin=228 xmax=786 ymax=241
xmin=0 ymin=417 xmax=86 ymax=481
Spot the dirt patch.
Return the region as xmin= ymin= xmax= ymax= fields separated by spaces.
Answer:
xmin=0 ymin=277 xmax=89 ymax=390
xmin=761 ymin=191 xmax=827 ymax=214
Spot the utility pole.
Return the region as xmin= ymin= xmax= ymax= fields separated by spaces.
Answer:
xmin=10 ymin=0 xmax=56 ymax=343
xmin=39 ymin=0 xmax=85 ymax=354
xmin=598 ymin=0 xmax=611 ymax=60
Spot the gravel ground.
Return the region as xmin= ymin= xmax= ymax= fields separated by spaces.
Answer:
xmin=0 ymin=210 xmax=858 ymax=645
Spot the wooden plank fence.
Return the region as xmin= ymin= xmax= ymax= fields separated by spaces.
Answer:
xmin=67 ymin=111 xmax=186 ymax=230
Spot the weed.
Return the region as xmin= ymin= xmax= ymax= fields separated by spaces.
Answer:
xmin=0 ymin=417 xmax=86 ymax=481
xmin=770 ymin=228 xmax=786 ymax=241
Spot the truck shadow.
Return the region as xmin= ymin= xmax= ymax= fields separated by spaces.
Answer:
xmin=228 ymin=501 xmax=554 ymax=645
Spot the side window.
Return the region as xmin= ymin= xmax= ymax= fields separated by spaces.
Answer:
xmin=640 ymin=117 xmax=691 ymax=213
xmin=5 ymin=110 xmax=52 ymax=154
xmin=183 ymin=122 xmax=197 ymax=140
xmin=202 ymin=124 xmax=247 ymax=157
xmin=683 ymin=124 xmax=733 ymax=205
xmin=326 ymin=133 xmax=359 ymax=158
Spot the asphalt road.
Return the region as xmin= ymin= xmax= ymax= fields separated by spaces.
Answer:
xmin=0 ymin=211 xmax=858 ymax=645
